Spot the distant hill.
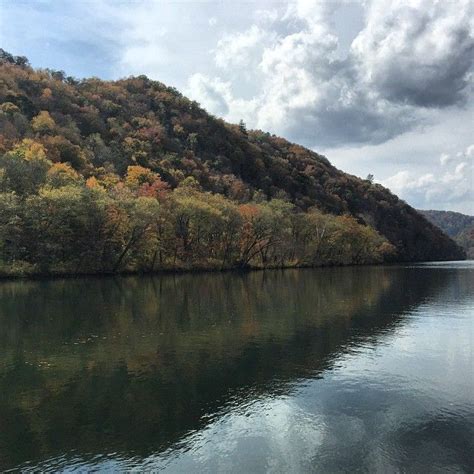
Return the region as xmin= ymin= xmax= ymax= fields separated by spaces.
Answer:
xmin=0 ymin=50 xmax=464 ymax=276
xmin=420 ymin=210 xmax=474 ymax=259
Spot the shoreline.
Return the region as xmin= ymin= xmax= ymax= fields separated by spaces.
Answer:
xmin=0 ymin=258 xmax=467 ymax=282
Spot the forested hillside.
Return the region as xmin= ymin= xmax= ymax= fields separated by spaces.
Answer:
xmin=0 ymin=50 xmax=464 ymax=276
xmin=420 ymin=210 xmax=474 ymax=258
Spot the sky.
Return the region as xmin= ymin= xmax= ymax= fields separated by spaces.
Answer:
xmin=1 ymin=0 xmax=473 ymax=213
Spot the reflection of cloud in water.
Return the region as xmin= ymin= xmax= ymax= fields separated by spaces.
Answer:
xmin=144 ymin=282 xmax=474 ymax=473
xmin=142 ymin=368 xmax=472 ymax=472
xmin=2 ymin=263 xmax=473 ymax=472
xmin=146 ymin=396 xmax=327 ymax=472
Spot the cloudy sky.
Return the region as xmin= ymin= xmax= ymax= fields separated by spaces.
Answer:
xmin=1 ymin=0 xmax=473 ymax=213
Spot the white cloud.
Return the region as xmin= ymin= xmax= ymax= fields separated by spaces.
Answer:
xmin=186 ymin=74 xmax=232 ymax=116
xmin=183 ymin=0 xmax=473 ymax=149
xmin=323 ymin=109 xmax=474 ymax=212
xmin=440 ymin=144 xmax=474 ymax=167
xmin=215 ymin=25 xmax=273 ymax=70
xmin=382 ymin=154 xmax=473 ymax=211
xmin=253 ymin=8 xmax=280 ymax=25
xmin=440 ymin=153 xmax=451 ymax=166
xmin=199 ymin=2 xmax=416 ymax=146
xmin=185 ymin=73 xmax=259 ymax=122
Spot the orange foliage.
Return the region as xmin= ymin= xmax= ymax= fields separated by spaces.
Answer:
xmin=137 ymin=178 xmax=170 ymax=200
xmin=238 ymin=204 xmax=260 ymax=221
xmin=86 ymin=176 xmax=103 ymax=190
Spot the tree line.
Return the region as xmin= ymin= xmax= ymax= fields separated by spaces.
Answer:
xmin=0 ymin=140 xmax=394 ymax=276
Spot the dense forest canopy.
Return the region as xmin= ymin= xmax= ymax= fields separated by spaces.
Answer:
xmin=420 ymin=210 xmax=473 ymax=259
xmin=0 ymin=50 xmax=464 ymax=276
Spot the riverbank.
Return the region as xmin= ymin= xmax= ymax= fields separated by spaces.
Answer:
xmin=0 ymin=256 xmax=464 ymax=281
xmin=0 ymin=260 xmax=370 ymax=280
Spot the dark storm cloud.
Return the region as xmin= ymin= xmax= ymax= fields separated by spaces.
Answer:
xmin=187 ymin=0 xmax=473 ymax=149
xmin=275 ymin=60 xmax=417 ymax=148
xmin=352 ymin=0 xmax=474 ymax=108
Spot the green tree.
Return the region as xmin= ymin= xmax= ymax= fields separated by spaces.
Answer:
xmin=0 ymin=140 xmax=51 ymax=195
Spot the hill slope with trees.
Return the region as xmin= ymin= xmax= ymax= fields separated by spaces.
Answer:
xmin=0 ymin=50 xmax=464 ymax=276
xmin=420 ymin=210 xmax=473 ymax=259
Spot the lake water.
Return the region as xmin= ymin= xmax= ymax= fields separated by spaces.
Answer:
xmin=0 ymin=262 xmax=473 ymax=472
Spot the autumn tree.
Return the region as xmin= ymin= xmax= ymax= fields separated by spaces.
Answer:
xmin=32 ymin=111 xmax=56 ymax=135
xmin=0 ymin=140 xmax=51 ymax=195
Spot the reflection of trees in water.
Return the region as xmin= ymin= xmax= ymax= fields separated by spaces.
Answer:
xmin=0 ymin=266 xmax=457 ymax=469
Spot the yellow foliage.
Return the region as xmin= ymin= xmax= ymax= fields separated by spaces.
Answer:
xmin=173 ymin=124 xmax=184 ymax=135
xmin=125 ymin=165 xmax=159 ymax=188
xmin=32 ymin=111 xmax=56 ymax=134
xmin=41 ymin=87 xmax=53 ymax=99
xmin=47 ymin=162 xmax=81 ymax=187
xmin=0 ymin=102 xmax=20 ymax=114
xmin=13 ymin=139 xmax=48 ymax=162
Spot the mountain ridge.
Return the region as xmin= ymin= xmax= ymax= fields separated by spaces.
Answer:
xmin=0 ymin=50 xmax=465 ymax=275
xmin=420 ymin=210 xmax=473 ymax=259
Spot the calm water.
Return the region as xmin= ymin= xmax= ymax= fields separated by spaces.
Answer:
xmin=0 ymin=262 xmax=473 ymax=472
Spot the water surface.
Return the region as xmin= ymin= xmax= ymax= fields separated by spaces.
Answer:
xmin=0 ymin=263 xmax=473 ymax=472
